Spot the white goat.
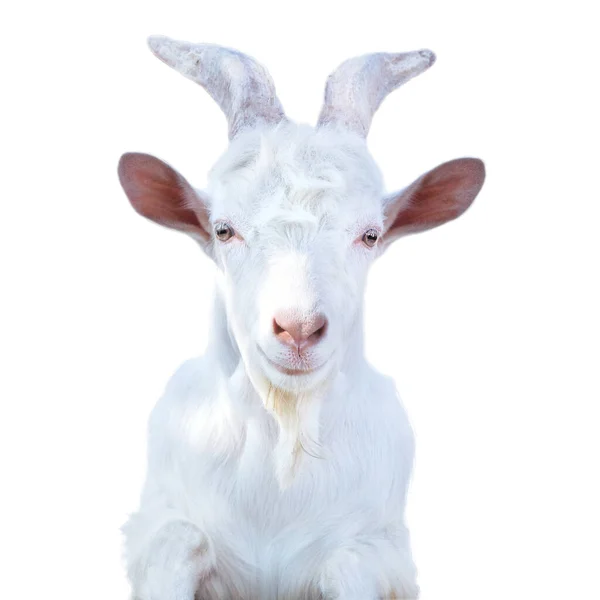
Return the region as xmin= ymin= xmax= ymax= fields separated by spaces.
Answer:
xmin=118 ymin=36 xmax=485 ymax=600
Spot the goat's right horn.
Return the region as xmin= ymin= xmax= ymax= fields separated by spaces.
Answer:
xmin=148 ymin=36 xmax=287 ymax=140
xmin=317 ymin=50 xmax=436 ymax=137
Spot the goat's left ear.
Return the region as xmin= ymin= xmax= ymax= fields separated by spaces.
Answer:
xmin=382 ymin=158 xmax=485 ymax=243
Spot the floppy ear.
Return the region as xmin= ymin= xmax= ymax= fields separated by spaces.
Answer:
xmin=118 ymin=152 xmax=211 ymax=243
xmin=383 ymin=158 xmax=485 ymax=243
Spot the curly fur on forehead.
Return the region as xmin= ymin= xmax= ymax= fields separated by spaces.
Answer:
xmin=207 ymin=123 xmax=384 ymax=221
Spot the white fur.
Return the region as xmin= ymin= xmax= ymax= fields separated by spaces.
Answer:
xmin=122 ymin=40 xmax=437 ymax=600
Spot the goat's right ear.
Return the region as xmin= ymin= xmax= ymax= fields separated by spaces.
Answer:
xmin=118 ymin=152 xmax=211 ymax=243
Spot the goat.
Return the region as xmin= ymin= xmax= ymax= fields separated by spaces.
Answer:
xmin=118 ymin=35 xmax=485 ymax=600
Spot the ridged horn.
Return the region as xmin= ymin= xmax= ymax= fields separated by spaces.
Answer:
xmin=148 ymin=35 xmax=286 ymax=139
xmin=317 ymin=50 xmax=436 ymax=137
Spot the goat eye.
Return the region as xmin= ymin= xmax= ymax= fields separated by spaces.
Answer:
xmin=214 ymin=222 xmax=234 ymax=242
xmin=362 ymin=229 xmax=379 ymax=247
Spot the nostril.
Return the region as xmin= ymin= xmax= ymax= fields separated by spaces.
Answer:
xmin=273 ymin=317 xmax=297 ymax=347
xmin=308 ymin=317 xmax=328 ymax=344
xmin=273 ymin=318 xmax=285 ymax=336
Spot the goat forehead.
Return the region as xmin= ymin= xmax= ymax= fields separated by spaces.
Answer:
xmin=208 ymin=124 xmax=384 ymax=223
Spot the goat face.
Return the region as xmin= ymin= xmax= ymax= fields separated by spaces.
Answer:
xmin=207 ymin=125 xmax=385 ymax=392
xmin=118 ymin=37 xmax=485 ymax=395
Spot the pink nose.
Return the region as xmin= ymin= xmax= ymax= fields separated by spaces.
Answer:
xmin=273 ymin=312 xmax=328 ymax=350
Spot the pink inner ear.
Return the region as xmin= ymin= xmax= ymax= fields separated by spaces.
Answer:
xmin=387 ymin=158 xmax=485 ymax=236
xmin=118 ymin=153 xmax=210 ymax=241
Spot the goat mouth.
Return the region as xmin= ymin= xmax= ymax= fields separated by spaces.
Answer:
xmin=258 ymin=347 xmax=326 ymax=376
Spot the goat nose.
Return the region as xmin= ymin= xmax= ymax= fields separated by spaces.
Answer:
xmin=273 ymin=312 xmax=328 ymax=349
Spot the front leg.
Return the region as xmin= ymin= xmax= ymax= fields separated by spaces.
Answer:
xmin=123 ymin=514 xmax=216 ymax=600
xmin=319 ymin=547 xmax=379 ymax=600
xmin=318 ymin=543 xmax=419 ymax=600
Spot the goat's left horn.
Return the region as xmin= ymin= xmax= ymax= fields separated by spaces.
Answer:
xmin=148 ymin=36 xmax=286 ymax=139
xmin=317 ymin=50 xmax=436 ymax=137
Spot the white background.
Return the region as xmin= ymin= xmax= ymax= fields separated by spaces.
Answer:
xmin=1 ymin=1 xmax=598 ymax=598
